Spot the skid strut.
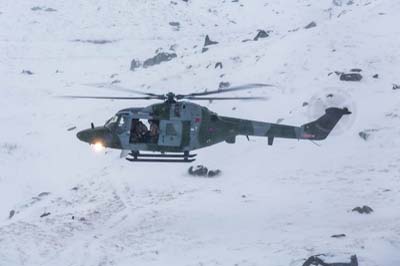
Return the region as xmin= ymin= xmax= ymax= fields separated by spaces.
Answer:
xmin=126 ymin=151 xmax=196 ymax=163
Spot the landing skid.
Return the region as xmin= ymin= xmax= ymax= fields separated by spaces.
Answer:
xmin=126 ymin=151 xmax=196 ymax=163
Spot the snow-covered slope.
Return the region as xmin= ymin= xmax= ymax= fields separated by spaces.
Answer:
xmin=1 ymin=1 xmax=399 ymax=265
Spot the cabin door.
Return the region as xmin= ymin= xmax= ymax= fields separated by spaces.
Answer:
xmin=158 ymin=120 xmax=182 ymax=147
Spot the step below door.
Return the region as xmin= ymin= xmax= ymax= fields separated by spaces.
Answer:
xmin=158 ymin=120 xmax=182 ymax=147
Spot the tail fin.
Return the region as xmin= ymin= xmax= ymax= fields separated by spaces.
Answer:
xmin=301 ymin=107 xmax=351 ymax=140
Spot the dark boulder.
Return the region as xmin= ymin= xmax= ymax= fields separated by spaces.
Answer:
xmin=142 ymin=52 xmax=177 ymax=68
xmin=219 ymin=81 xmax=231 ymax=88
xmin=358 ymin=131 xmax=370 ymax=141
xmin=331 ymin=233 xmax=346 ymax=238
xmin=9 ymin=210 xmax=15 ymax=219
xmin=21 ymin=70 xmax=34 ymax=75
xmin=304 ymin=21 xmax=317 ymax=29
xmin=352 ymin=205 xmax=373 ymax=214
xmin=302 ymin=255 xmax=358 ymax=266
xmin=215 ymin=62 xmax=223 ymax=69
xmin=393 ymin=84 xmax=400 ymax=90
xmin=130 ymin=59 xmax=142 ymax=71
xmin=372 ymin=74 xmax=379 ymax=79
xmin=40 ymin=212 xmax=51 ymax=218
xmin=204 ymin=35 xmax=218 ymax=46
xmin=340 ymin=73 xmax=362 ymax=81
xmin=253 ymin=30 xmax=269 ymax=41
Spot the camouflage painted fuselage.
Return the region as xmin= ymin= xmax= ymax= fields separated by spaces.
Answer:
xmin=76 ymin=101 xmax=350 ymax=153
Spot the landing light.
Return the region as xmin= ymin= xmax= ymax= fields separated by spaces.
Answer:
xmin=92 ymin=142 xmax=105 ymax=152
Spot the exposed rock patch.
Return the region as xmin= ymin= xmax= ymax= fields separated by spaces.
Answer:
xmin=304 ymin=21 xmax=317 ymax=29
xmin=143 ymin=52 xmax=177 ymax=68
xmin=215 ymin=62 xmax=223 ymax=69
xmin=72 ymin=39 xmax=116 ymax=45
xmin=130 ymin=59 xmax=142 ymax=71
xmin=40 ymin=212 xmax=51 ymax=218
xmin=219 ymin=81 xmax=230 ymax=89
xmin=31 ymin=6 xmax=57 ymax=12
xmin=302 ymin=255 xmax=358 ymax=266
xmin=253 ymin=30 xmax=269 ymax=41
xmin=340 ymin=73 xmax=362 ymax=81
xmin=352 ymin=205 xmax=373 ymax=214
xmin=21 ymin=70 xmax=34 ymax=75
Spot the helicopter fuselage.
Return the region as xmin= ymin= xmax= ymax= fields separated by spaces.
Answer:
xmin=76 ymin=101 xmax=351 ymax=155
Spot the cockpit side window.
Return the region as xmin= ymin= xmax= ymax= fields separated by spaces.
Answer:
xmin=116 ymin=115 xmax=129 ymax=134
xmin=105 ymin=115 xmax=119 ymax=130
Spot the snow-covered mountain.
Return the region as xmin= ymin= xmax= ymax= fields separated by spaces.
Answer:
xmin=1 ymin=1 xmax=399 ymax=265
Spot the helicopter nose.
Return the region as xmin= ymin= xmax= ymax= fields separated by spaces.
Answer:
xmin=76 ymin=129 xmax=91 ymax=143
xmin=76 ymin=127 xmax=114 ymax=147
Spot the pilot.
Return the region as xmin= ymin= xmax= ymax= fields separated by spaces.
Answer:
xmin=148 ymin=120 xmax=160 ymax=143
xmin=135 ymin=120 xmax=148 ymax=142
xmin=131 ymin=119 xmax=148 ymax=142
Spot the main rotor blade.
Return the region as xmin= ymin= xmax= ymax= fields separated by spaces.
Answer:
xmin=59 ymin=95 xmax=161 ymax=100
xmin=85 ymin=83 xmax=163 ymax=98
xmin=185 ymin=96 xmax=268 ymax=101
xmin=179 ymin=83 xmax=273 ymax=98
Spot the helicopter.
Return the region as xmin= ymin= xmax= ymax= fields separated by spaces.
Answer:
xmin=64 ymin=83 xmax=351 ymax=163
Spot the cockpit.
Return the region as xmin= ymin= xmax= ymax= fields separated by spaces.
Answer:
xmin=105 ymin=114 xmax=128 ymax=132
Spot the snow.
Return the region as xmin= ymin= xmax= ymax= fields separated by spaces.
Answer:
xmin=1 ymin=0 xmax=400 ymax=265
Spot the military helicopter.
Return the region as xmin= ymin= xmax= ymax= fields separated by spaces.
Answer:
xmin=64 ymin=83 xmax=351 ymax=162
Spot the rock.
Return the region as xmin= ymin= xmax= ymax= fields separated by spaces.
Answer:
xmin=332 ymin=0 xmax=343 ymax=6
xmin=143 ymin=52 xmax=177 ymax=68
xmin=253 ymin=30 xmax=269 ymax=41
xmin=352 ymin=205 xmax=373 ymax=214
xmin=44 ymin=7 xmax=57 ymax=12
xmin=111 ymin=79 xmax=121 ymax=84
xmin=302 ymin=255 xmax=358 ymax=266
xmin=130 ymin=59 xmax=142 ymax=71
xmin=326 ymin=93 xmax=334 ymax=98
xmin=38 ymin=192 xmax=50 ymax=197
xmin=204 ymin=35 xmax=218 ymax=46
xmin=302 ymin=102 xmax=309 ymax=107
xmin=215 ymin=62 xmax=223 ymax=69
xmin=219 ymin=81 xmax=231 ymax=89
xmin=40 ymin=212 xmax=51 ymax=218
xmin=340 ymin=73 xmax=363 ymax=81
xmin=350 ymin=68 xmax=362 ymax=72
xmin=304 ymin=21 xmax=317 ymax=29
xmin=331 ymin=233 xmax=346 ymax=238
xmin=73 ymin=39 xmax=115 ymax=44
xmin=393 ymin=84 xmax=400 ymax=90
xmin=31 ymin=6 xmax=57 ymax=12
xmin=9 ymin=210 xmax=15 ymax=219
xmin=372 ymin=74 xmax=379 ymax=79
xmin=169 ymin=21 xmax=180 ymax=30
xmin=358 ymin=131 xmax=370 ymax=141
xmin=21 ymin=70 xmax=34 ymax=75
